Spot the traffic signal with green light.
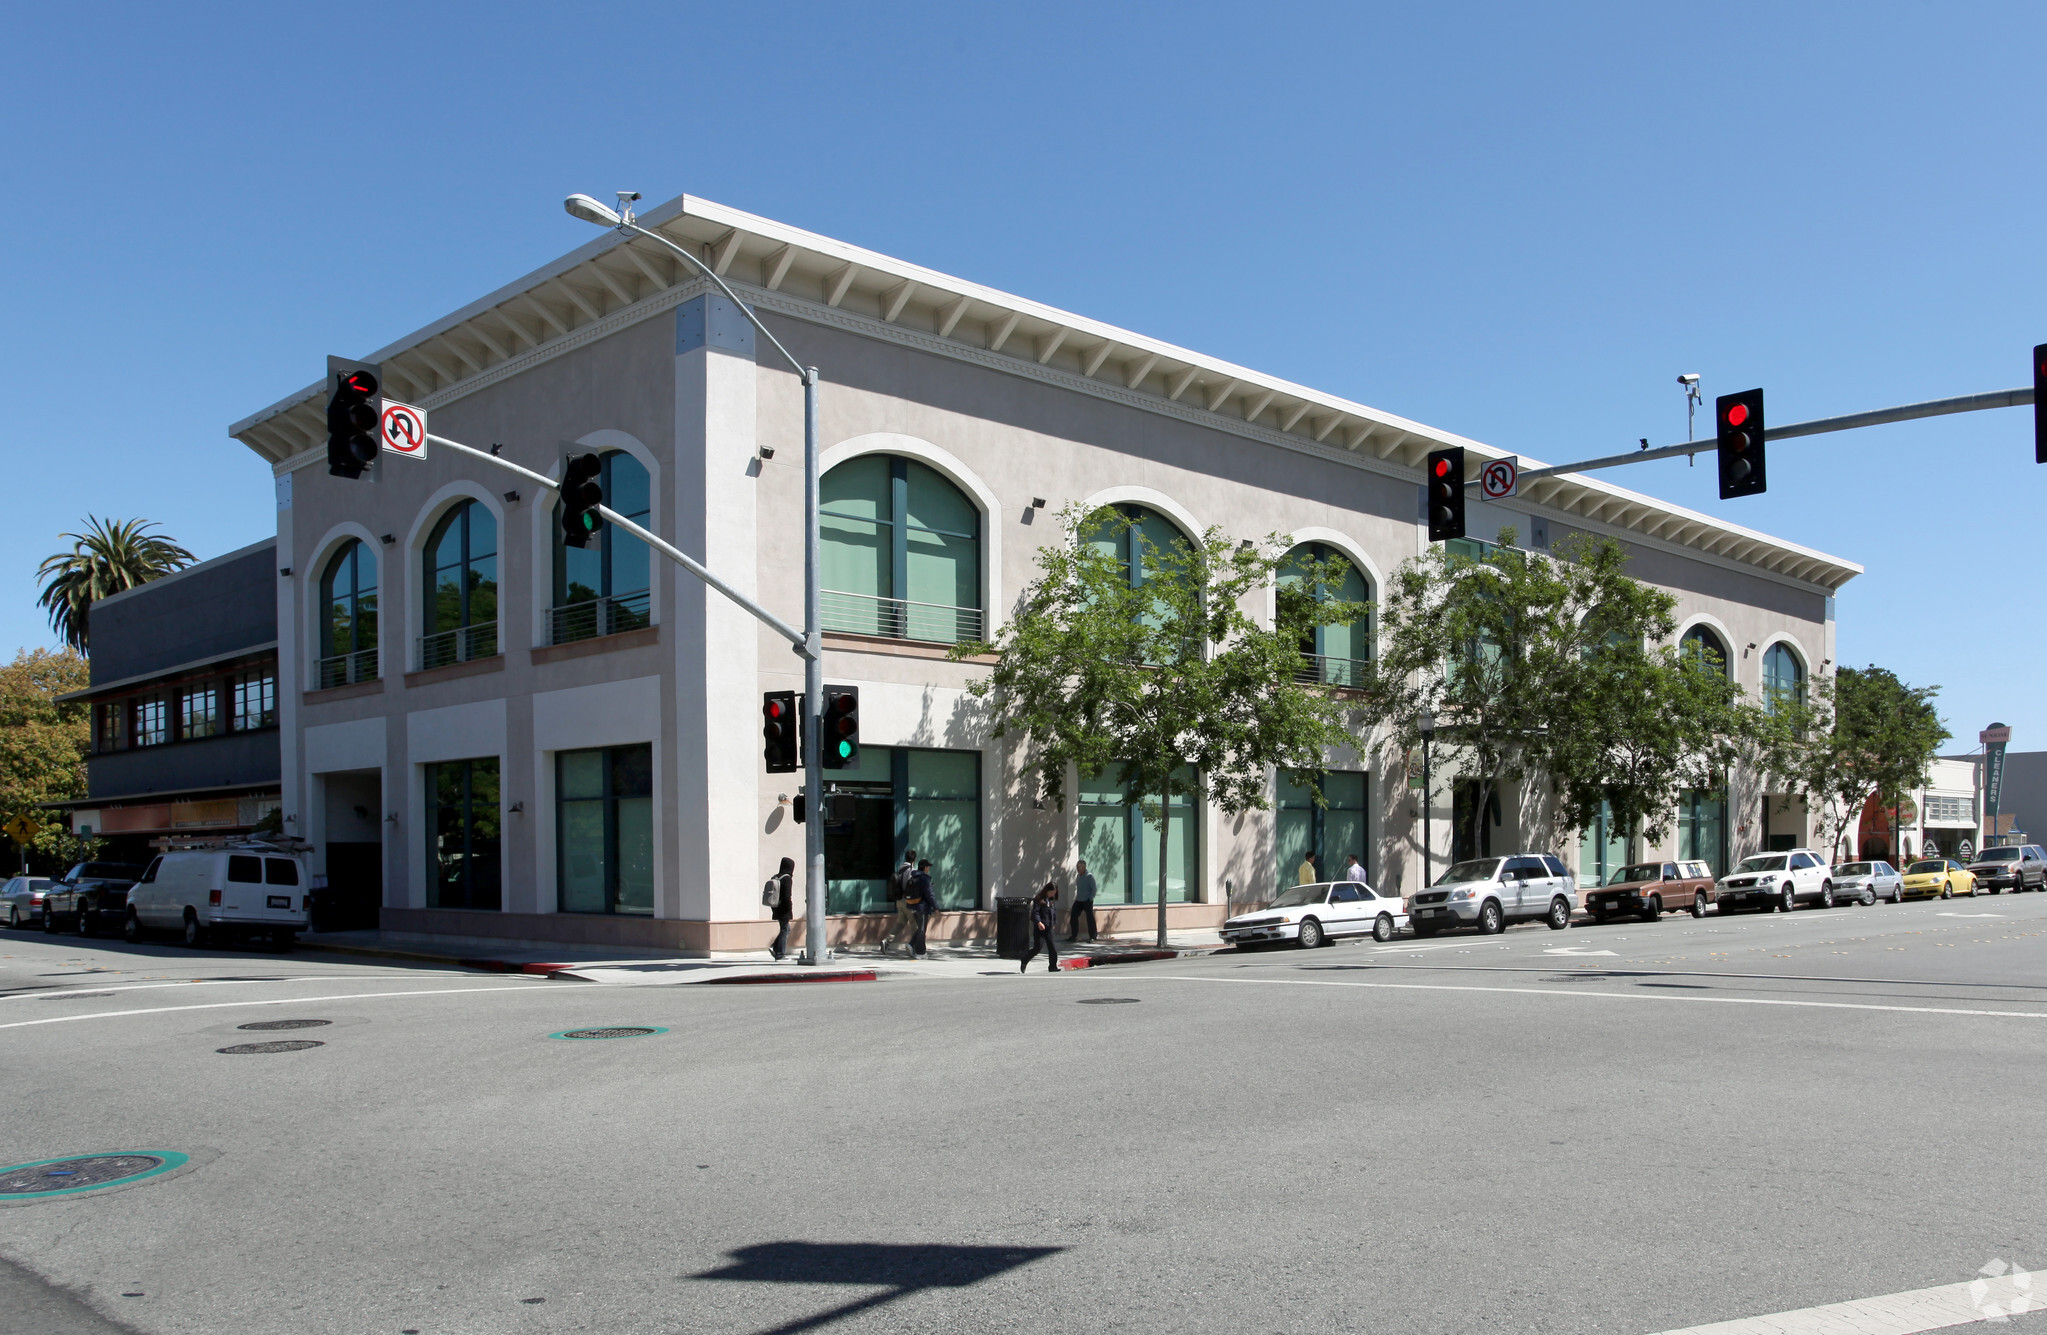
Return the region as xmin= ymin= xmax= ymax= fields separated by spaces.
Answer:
xmin=1425 ymin=447 xmax=1465 ymax=542
xmin=1716 ymin=389 xmax=1766 ymax=498
xmin=561 ymin=453 xmax=604 ymax=548
xmin=820 ymin=686 xmax=860 ymax=769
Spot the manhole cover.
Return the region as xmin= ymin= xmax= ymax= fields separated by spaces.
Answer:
xmin=237 ymin=1019 xmax=332 ymax=1031
xmin=0 ymin=1153 xmax=187 ymax=1200
xmin=1076 ymin=998 xmax=1141 ymax=1005
xmin=217 ymin=1040 xmax=325 ymax=1054
xmin=551 ymin=1026 xmax=668 ymax=1040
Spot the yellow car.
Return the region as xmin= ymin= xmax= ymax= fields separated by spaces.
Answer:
xmin=1899 ymin=858 xmax=1975 ymax=900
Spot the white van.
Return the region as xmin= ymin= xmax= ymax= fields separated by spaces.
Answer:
xmin=125 ymin=845 xmax=312 ymax=950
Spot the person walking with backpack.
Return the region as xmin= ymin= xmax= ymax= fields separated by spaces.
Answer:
xmin=763 ymin=856 xmax=795 ymax=960
xmin=1018 ymin=882 xmax=1061 ymax=974
xmin=881 ymin=849 xmax=918 ymax=955
xmin=907 ymin=859 xmax=938 ymax=957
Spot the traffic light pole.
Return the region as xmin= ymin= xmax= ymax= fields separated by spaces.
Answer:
xmin=1486 ymin=385 xmax=2036 ymax=486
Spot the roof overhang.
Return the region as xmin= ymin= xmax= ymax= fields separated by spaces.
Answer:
xmin=231 ymin=193 xmax=1861 ymax=593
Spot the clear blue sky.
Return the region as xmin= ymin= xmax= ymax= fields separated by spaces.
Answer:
xmin=4 ymin=2 xmax=2041 ymax=748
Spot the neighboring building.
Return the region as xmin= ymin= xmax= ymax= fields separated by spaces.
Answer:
xmin=227 ymin=192 xmax=1859 ymax=952
xmin=53 ymin=540 xmax=283 ymax=868
xmin=1849 ymin=757 xmax=1985 ymax=865
xmin=1982 ymin=747 xmax=2043 ymax=849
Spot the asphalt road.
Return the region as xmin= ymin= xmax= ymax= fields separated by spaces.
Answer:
xmin=4 ymin=894 xmax=2047 ymax=1335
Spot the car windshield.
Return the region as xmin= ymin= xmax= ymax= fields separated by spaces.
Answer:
xmin=1975 ymin=848 xmax=2021 ymax=862
xmin=1907 ymin=860 xmax=1945 ymax=874
xmin=1734 ymin=855 xmax=1787 ymax=874
xmin=1268 ymin=884 xmax=1327 ymax=908
xmin=1434 ymin=859 xmax=1500 ymax=886
xmin=81 ymin=862 xmax=143 ymax=879
xmin=1835 ymin=863 xmax=1872 ymax=876
xmin=1607 ymin=864 xmax=1664 ymax=884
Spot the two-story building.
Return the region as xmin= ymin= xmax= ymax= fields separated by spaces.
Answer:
xmin=227 ymin=192 xmax=1859 ymax=953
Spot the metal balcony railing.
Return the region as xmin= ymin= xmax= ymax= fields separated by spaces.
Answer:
xmin=1295 ymin=653 xmax=1371 ymax=688
xmin=417 ymin=623 xmax=498 ymax=671
xmin=548 ymin=591 xmax=653 ymax=645
xmin=316 ymin=648 xmax=379 ymax=690
xmin=820 ymin=589 xmax=984 ymax=645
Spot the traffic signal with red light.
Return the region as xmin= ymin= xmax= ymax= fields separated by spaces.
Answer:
xmin=762 ymin=690 xmax=798 ymax=773
xmin=1716 ymin=389 xmax=1766 ymax=498
xmin=325 ymin=357 xmax=382 ymax=479
xmin=561 ymin=453 xmax=604 ymax=548
xmin=821 ymin=686 xmax=860 ymax=769
xmin=2033 ymin=344 xmax=2045 ymax=464
xmin=1425 ymin=447 xmax=1466 ymax=542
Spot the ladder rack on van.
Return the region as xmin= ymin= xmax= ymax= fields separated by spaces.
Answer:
xmin=148 ymin=835 xmax=315 ymax=854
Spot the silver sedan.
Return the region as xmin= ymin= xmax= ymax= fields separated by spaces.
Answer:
xmin=2 ymin=875 xmax=55 ymax=928
xmin=1830 ymin=861 xmax=1904 ymax=905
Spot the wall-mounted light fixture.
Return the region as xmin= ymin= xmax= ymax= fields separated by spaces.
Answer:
xmin=758 ymin=442 xmax=776 ymax=460
xmin=1031 ymin=497 xmax=1047 ymax=509
xmin=380 ymin=534 xmax=396 ymax=546
xmin=385 ymin=812 xmax=400 ymax=824
xmin=504 ymin=490 xmax=521 ymax=504
xmin=279 ymin=567 xmax=292 ymax=577
xmin=509 ymin=801 xmax=525 ymax=816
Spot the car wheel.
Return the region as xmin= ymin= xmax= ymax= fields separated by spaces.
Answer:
xmin=1591 ymin=907 xmax=1608 ymax=924
xmin=1479 ymin=900 xmax=1505 ymax=934
xmin=181 ymin=911 xmax=207 ymax=949
xmin=1372 ymin=913 xmax=1395 ymax=943
xmin=5 ymin=907 xmax=17 ymax=929
xmin=43 ymin=905 xmax=57 ymax=934
xmin=1642 ymin=893 xmax=1662 ymax=922
xmin=1940 ymin=881 xmax=1953 ymax=899
xmin=123 ymin=911 xmax=142 ymax=944
xmin=1296 ymin=918 xmax=1324 ymax=950
xmin=1860 ymin=886 xmax=1875 ymax=906
xmin=1690 ymin=893 xmax=1708 ymax=919
xmin=75 ymin=904 xmax=95 ymax=937
xmin=1779 ymin=884 xmax=1796 ymax=913
xmin=1819 ymin=883 xmax=1834 ymax=910
xmin=1547 ymin=897 xmax=1570 ymax=930
xmin=1889 ymin=883 xmax=1902 ymax=904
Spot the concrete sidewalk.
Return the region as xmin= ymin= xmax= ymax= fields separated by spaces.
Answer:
xmin=297 ymin=925 xmax=1231 ymax=984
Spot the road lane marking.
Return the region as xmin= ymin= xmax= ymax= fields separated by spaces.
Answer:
xmin=1130 ymin=975 xmax=2047 ymax=1020
xmin=0 ymin=985 xmax=545 ymax=1031
xmin=1642 ymin=1268 xmax=2042 ymax=1333
xmin=1345 ymin=963 xmax=2047 ymax=992
xmin=1544 ymin=947 xmax=1617 ymax=956
xmin=1936 ymin=913 xmax=2004 ymax=919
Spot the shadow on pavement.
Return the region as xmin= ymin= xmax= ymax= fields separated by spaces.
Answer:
xmin=691 ymin=1241 xmax=1062 ymax=1334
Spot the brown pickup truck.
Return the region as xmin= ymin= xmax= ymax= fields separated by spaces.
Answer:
xmin=1582 ymin=859 xmax=1715 ymax=922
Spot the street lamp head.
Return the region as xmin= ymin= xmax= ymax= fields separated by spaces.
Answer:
xmin=564 ymin=193 xmax=621 ymax=227
xmin=1419 ymin=710 xmax=1435 ymax=739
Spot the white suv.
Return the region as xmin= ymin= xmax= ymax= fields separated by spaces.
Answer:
xmin=1408 ymin=854 xmax=1576 ymax=935
xmin=1714 ymin=848 xmax=1833 ymax=914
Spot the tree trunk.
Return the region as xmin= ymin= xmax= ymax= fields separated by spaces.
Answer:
xmin=1155 ymin=789 xmax=1171 ymax=949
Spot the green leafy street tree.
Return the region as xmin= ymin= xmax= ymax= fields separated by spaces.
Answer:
xmin=1761 ymin=666 xmax=1948 ymax=862
xmin=35 ymin=517 xmax=195 ymax=655
xmin=1371 ymin=531 xmax=1756 ymax=860
xmin=0 ymin=648 xmax=93 ymax=873
xmin=954 ymin=507 xmax=1364 ymax=947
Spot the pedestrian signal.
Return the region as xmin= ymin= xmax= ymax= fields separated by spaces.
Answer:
xmin=1716 ymin=389 xmax=1766 ymax=498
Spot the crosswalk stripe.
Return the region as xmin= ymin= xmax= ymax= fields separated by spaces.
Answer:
xmin=1643 ymin=1271 xmax=2042 ymax=1334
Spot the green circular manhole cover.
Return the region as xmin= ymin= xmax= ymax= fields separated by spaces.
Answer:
xmin=0 ymin=1153 xmax=188 ymax=1201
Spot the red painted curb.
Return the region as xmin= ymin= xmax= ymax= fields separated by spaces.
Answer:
xmin=520 ymin=963 xmax=575 ymax=975
xmin=702 ymin=969 xmax=878 ymax=985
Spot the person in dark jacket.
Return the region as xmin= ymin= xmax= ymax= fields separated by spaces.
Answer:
xmin=766 ymin=856 xmax=795 ymax=960
xmin=1019 ymin=882 xmax=1061 ymax=974
xmin=904 ymin=859 xmax=939 ymax=957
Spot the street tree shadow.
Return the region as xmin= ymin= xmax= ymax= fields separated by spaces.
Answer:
xmin=690 ymin=1241 xmax=1062 ymax=1334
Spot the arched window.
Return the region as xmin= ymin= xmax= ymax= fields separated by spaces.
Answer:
xmin=1763 ymin=642 xmax=1806 ymax=714
xmin=1680 ymin=625 xmax=1729 ymax=677
xmin=318 ymin=540 xmax=378 ymax=688
xmin=552 ymin=452 xmax=651 ymax=643
xmin=421 ymin=500 xmax=498 ymax=668
xmin=1279 ymin=543 xmax=1372 ymax=687
xmin=1081 ymin=504 xmax=1191 ymax=588
xmin=820 ymin=455 xmax=981 ymax=643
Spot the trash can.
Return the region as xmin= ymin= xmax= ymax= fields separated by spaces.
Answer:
xmin=995 ymin=896 xmax=1032 ymax=959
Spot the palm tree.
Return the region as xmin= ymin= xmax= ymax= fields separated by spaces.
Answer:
xmin=35 ymin=518 xmax=195 ymax=654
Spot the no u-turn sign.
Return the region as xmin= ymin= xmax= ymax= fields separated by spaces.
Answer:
xmin=380 ymin=401 xmax=428 ymax=461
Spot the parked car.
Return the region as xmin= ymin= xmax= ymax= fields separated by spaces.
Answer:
xmin=2 ymin=876 xmax=55 ymax=928
xmin=1222 ymin=880 xmax=1408 ymax=949
xmin=1409 ymin=854 xmax=1575 ymax=935
xmin=125 ymin=845 xmax=311 ymax=949
xmin=41 ymin=862 xmax=146 ymax=936
xmin=1713 ymin=849 xmax=1833 ymax=914
xmin=1899 ymin=857 xmax=1975 ymax=901
xmin=1830 ymin=860 xmax=1904 ymax=905
xmin=1964 ymin=846 xmax=2047 ymax=894
xmin=1584 ymin=860 xmax=1716 ymax=922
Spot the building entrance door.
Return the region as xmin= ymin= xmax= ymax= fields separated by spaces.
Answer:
xmin=318 ymin=770 xmax=384 ymax=931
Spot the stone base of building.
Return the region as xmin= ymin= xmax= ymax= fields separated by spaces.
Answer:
xmin=378 ymin=901 xmax=1236 ymax=955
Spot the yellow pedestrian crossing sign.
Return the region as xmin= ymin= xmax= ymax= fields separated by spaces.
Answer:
xmin=3 ymin=815 xmax=40 ymax=844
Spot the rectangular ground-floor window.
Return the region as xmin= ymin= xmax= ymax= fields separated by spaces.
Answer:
xmin=1078 ymin=763 xmax=1198 ymax=906
xmin=1577 ymin=797 xmax=1628 ymax=889
xmin=1678 ymin=787 xmax=1728 ymax=877
xmin=557 ymin=743 xmax=654 ymax=915
xmin=823 ymin=746 xmax=981 ymax=914
xmin=427 ymin=757 xmax=500 ymax=910
xmin=1275 ymin=770 xmax=1367 ymax=890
